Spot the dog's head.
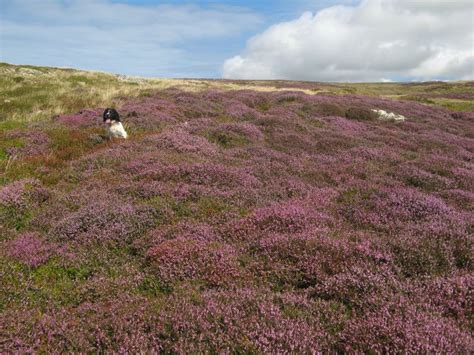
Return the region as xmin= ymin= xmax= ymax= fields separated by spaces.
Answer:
xmin=103 ymin=108 xmax=120 ymax=124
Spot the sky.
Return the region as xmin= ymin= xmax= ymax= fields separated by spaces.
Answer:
xmin=0 ymin=0 xmax=473 ymax=81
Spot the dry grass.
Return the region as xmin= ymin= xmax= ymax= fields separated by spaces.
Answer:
xmin=0 ymin=63 xmax=185 ymax=124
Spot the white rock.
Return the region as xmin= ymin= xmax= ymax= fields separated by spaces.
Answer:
xmin=372 ymin=109 xmax=406 ymax=122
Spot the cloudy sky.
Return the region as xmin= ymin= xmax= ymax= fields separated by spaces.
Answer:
xmin=1 ymin=0 xmax=473 ymax=81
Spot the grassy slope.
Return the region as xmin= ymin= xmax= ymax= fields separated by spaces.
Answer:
xmin=1 ymin=63 xmax=473 ymax=352
xmin=2 ymin=62 xmax=473 ymax=126
xmin=1 ymin=62 xmax=472 ymax=183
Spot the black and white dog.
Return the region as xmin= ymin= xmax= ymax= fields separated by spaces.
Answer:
xmin=103 ymin=108 xmax=128 ymax=139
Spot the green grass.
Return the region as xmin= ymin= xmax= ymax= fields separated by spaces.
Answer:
xmin=431 ymin=98 xmax=474 ymax=111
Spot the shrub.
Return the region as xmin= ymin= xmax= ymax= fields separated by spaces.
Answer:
xmin=146 ymin=238 xmax=240 ymax=286
xmin=212 ymin=122 xmax=264 ymax=143
xmin=5 ymin=130 xmax=51 ymax=157
xmin=157 ymin=288 xmax=333 ymax=352
xmin=48 ymin=199 xmax=160 ymax=245
xmin=56 ymin=108 xmax=102 ymax=128
xmin=6 ymin=232 xmax=57 ymax=267
xmin=345 ymin=107 xmax=378 ymax=121
xmin=314 ymin=103 xmax=346 ymax=117
xmin=227 ymin=199 xmax=330 ymax=242
xmin=0 ymin=178 xmax=49 ymax=230
xmin=145 ymin=129 xmax=217 ymax=156
xmin=340 ymin=300 xmax=473 ymax=353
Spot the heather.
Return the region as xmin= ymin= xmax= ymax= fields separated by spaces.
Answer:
xmin=1 ymin=71 xmax=473 ymax=352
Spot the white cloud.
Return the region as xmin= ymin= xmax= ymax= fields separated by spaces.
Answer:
xmin=1 ymin=0 xmax=262 ymax=77
xmin=222 ymin=0 xmax=474 ymax=81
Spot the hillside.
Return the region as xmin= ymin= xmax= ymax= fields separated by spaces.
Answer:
xmin=1 ymin=63 xmax=473 ymax=352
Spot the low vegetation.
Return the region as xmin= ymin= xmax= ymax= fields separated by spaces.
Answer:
xmin=1 ymin=63 xmax=473 ymax=352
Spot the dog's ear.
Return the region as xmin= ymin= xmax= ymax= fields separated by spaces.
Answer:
xmin=110 ymin=108 xmax=120 ymax=121
xmin=103 ymin=108 xmax=110 ymax=122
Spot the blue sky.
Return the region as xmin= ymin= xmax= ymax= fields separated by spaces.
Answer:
xmin=1 ymin=0 xmax=472 ymax=81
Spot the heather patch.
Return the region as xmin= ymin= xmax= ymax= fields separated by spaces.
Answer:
xmin=420 ymin=273 xmax=474 ymax=328
xmin=312 ymin=266 xmax=398 ymax=309
xmin=345 ymin=107 xmax=378 ymax=121
xmin=146 ymin=238 xmax=240 ymax=286
xmin=324 ymin=116 xmax=366 ymax=132
xmin=141 ymin=221 xmax=219 ymax=253
xmin=2 ymin=80 xmax=473 ymax=352
xmin=115 ymin=179 xmax=168 ymax=200
xmin=208 ymin=122 xmax=264 ymax=148
xmin=225 ymin=100 xmax=261 ymax=120
xmin=226 ymin=199 xmax=333 ymax=244
xmin=452 ymin=167 xmax=474 ymax=190
xmin=4 ymin=130 xmax=51 ymax=157
xmin=145 ymin=128 xmax=218 ymax=156
xmin=0 ymin=178 xmax=50 ymax=230
xmin=341 ymin=187 xmax=457 ymax=230
xmin=70 ymin=146 xmax=135 ymax=181
xmin=157 ymin=288 xmax=335 ymax=352
xmin=56 ymin=108 xmax=103 ymax=128
xmin=396 ymin=164 xmax=455 ymax=191
xmin=387 ymin=220 xmax=472 ymax=277
xmin=300 ymin=102 xmax=346 ymax=118
xmin=121 ymin=96 xmax=179 ymax=128
xmin=340 ymin=187 xmax=472 ymax=276
xmin=236 ymin=90 xmax=272 ymax=110
xmin=341 ymin=299 xmax=473 ymax=353
xmin=48 ymin=198 xmax=160 ymax=246
xmin=6 ymin=232 xmax=58 ymax=267
xmin=1 ymin=294 xmax=162 ymax=352
xmin=439 ymin=189 xmax=474 ymax=210
xmin=139 ymin=162 xmax=261 ymax=190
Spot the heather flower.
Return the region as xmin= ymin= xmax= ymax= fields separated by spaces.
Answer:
xmin=341 ymin=187 xmax=456 ymax=230
xmin=235 ymin=90 xmax=271 ymax=109
xmin=227 ymin=199 xmax=332 ymax=243
xmin=212 ymin=122 xmax=264 ymax=142
xmin=0 ymin=178 xmax=50 ymax=229
xmin=148 ymin=220 xmax=219 ymax=244
xmin=396 ymin=164 xmax=454 ymax=191
xmin=312 ymin=266 xmax=398 ymax=309
xmin=439 ymin=189 xmax=474 ymax=210
xmin=138 ymin=162 xmax=261 ymax=190
xmin=345 ymin=107 xmax=378 ymax=121
xmin=144 ymin=128 xmax=218 ymax=155
xmin=341 ymin=299 xmax=473 ymax=353
xmin=122 ymin=98 xmax=178 ymax=129
xmin=7 ymin=232 xmax=56 ymax=267
xmin=452 ymin=167 xmax=473 ymax=190
xmin=1 ymin=294 xmax=163 ymax=353
xmin=146 ymin=238 xmax=240 ymax=286
xmin=5 ymin=130 xmax=50 ymax=157
xmin=420 ymin=273 xmax=474 ymax=327
xmin=158 ymin=288 xmax=333 ymax=352
xmin=2 ymin=85 xmax=474 ymax=353
xmin=48 ymin=199 xmax=159 ymax=245
xmin=56 ymin=108 xmax=103 ymax=128
xmin=226 ymin=100 xmax=260 ymax=120
xmin=0 ymin=178 xmax=48 ymax=208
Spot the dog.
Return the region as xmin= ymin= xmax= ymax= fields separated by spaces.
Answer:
xmin=103 ymin=108 xmax=128 ymax=139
